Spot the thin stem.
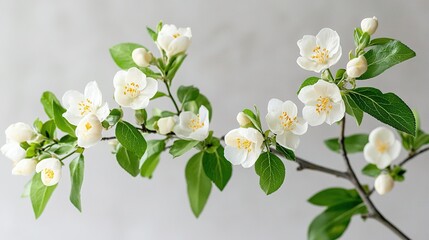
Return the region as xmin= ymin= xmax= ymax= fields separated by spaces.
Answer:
xmin=339 ymin=117 xmax=410 ymax=240
xmin=164 ymin=80 xmax=180 ymax=114
xmin=102 ymin=136 xmax=116 ymax=141
xmin=59 ymin=149 xmax=78 ymax=161
xmin=399 ymin=147 xmax=429 ymax=167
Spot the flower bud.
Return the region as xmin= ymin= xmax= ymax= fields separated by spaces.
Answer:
xmin=236 ymin=112 xmax=251 ymax=127
xmin=108 ymin=139 xmax=119 ymax=152
xmin=158 ymin=116 xmax=176 ymax=135
xmin=361 ymin=17 xmax=378 ymax=35
xmin=12 ymin=158 xmax=37 ymax=176
xmin=132 ymin=48 xmax=152 ymax=68
xmin=5 ymin=122 xmax=36 ymax=143
xmin=374 ymin=172 xmax=394 ymax=195
xmin=346 ymin=55 xmax=368 ymax=78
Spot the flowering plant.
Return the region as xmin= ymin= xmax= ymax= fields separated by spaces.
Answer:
xmin=3 ymin=17 xmax=427 ymax=239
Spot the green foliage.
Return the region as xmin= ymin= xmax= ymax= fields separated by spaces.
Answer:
xmin=115 ymin=121 xmax=147 ymax=159
xmin=347 ymin=87 xmax=416 ymax=136
xmin=358 ymin=40 xmax=416 ymax=80
xmin=297 ymin=77 xmax=319 ymax=94
xmin=109 ymin=43 xmax=146 ymax=69
xmin=146 ymin=27 xmax=157 ymax=42
xmin=242 ymin=108 xmax=262 ymax=132
xmin=40 ymin=91 xmax=62 ymax=119
xmin=185 ymin=152 xmax=212 ymax=217
xmin=361 ymin=164 xmax=381 ymax=177
xmin=151 ymin=91 xmax=168 ymax=100
xmin=166 ymin=54 xmax=187 ymax=80
xmin=102 ymin=108 xmax=123 ymax=129
xmin=308 ymin=188 xmax=361 ymax=207
xmin=177 ymin=85 xmax=200 ymax=104
xmin=53 ymin=101 xmax=76 ymax=136
xmin=276 ymin=143 xmax=296 ymax=161
xmin=202 ymin=146 xmax=232 ymax=191
xmin=135 ymin=109 xmax=148 ymax=125
xmin=195 ymin=94 xmax=213 ymax=121
xmin=169 ymin=139 xmax=199 ymax=158
xmin=69 ymin=155 xmax=84 ymax=211
xmin=30 ymin=173 xmax=57 ymax=219
xmin=255 ymin=152 xmax=286 ymax=195
xmin=41 ymin=120 xmax=56 ymax=139
xmin=390 ymin=165 xmax=406 ymax=182
xmin=369 ymin=38 xmax=393 ymax=46
xmin=324 ymin=134 xmax=368 ymax=154
xmin=116 ymin=145 xmax=140 ymax=177
xmin=343 ymin=94 xmax=364 ymax=125
xmin=140 ymin=140 xmax=166 ymax=178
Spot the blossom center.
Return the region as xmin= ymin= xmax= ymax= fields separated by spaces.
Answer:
xmin=311 ymin=45 xmax=330 ymax=64
xmin=172 ymin=33 xmax=181 ymax=39
xmin=123 ymin=82 xmax=141 ymax=98
xmin=44 ymin=168 xmax=55 ymax=180
xmin=316 ymin=96 xmax=333 ymax=114
xmin=188 ymin=115 xmax=204 ymax=131
xmin=279 ymin=111 xmax=296 ymax=130
xmin=85 ymin=122 xmax=93 ymax=131
xmin=78 ymin=99 xmax=93 ymax=116
xmin=236 ymin=138 xmax=252 ymax=152
xmin=376 ymin=141 xmax=389 ymax=153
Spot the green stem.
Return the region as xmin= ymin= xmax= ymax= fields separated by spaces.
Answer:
xmin=164 ymin=80 xmax=181 ymax=114
xmin=59 ymin=149 xmax=78 ymax=161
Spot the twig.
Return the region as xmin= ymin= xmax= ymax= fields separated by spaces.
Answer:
xmin=399 ymin=147 xmax=429 ymax=167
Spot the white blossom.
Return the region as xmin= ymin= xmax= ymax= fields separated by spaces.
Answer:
xmin=224 ymin=128 xmax=264 ymax=168
xmin=5 ymin=122 xmax=37 ymax=143
xmin=364 ymin=127 xmax=401 ymax=169
xmin=157 ymin=24 xmax=192 ymax=58
xmin=236 ymin=112 xmax=251 ymax=127
xmin=36 ymin=158 xmax=62 ymax=186
xmin=298 ymin=80 xmax=345 ymax=126
xmin=346 ymin=55 xmax=368 ymax=78
xmin=62 ymin=81 xmax=110 ymax=125
xmin=361 ymin=17 xmax=378 ymax=35
xmin=132 ymin=48 xmax=152 ymax=68
xmin=173 ymin=106 xmax=209 ymax=141
xmin=75 ymin=114 xmax=103 ymax=148
xmin=113 ymin=67 xmax=158 ymax=110
xmin=265 ymin=99 xmax=308 ymax=150
xmin=297 ymin=28 xmax=342 ymax=73
xmin=158 ymin=116 xmax=176 ymax=135
xmin=1 ymin=142 xmax=26 ymax=162
xmin=374 ymin=172 xmax=394 ymax=195
xmin=12 ymin=158 xmax=37 ymax=176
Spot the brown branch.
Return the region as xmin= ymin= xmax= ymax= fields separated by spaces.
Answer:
xmin=399 ymin=147 xmax=429 ymax=167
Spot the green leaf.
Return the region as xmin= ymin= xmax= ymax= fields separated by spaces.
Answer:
xmin=369 ymin=38 xmax=393 ymax=46
xmin=353 ymin=28 xmax=363 ymax=47
xmin=308 ymin=188 xmax=361 ymax=207
xmin=115 ymin=121 xmax=147 ymax=159
xmin=40 ymin=91 xmax=62 ymax=119
xmin=69 ymin=155 xmax=84 ymax=212
xmin=255 ymin=152 xmax=286 ymax=195
xmin=415 ymin=131 xmax=429 ymax=150
xmin=185 ymin=152 xmax=212 ymax=218
xmin=21 ymin=180 xmax=32 ymax=198
xmin=348 ymin=87 xmax=416 ymax=136
xmin=146 ymin=27 xmax=157 ymax=41
xmin=169 ymin=139 xmax=199 ymax=158
xmin=41 ymin=120 xmax=56 ymax=139
xmin=390 ymin=165 xmax=406 ymax=182
xmin=30 ymin=173 xmax=57 ymax=219
xmin=335 ymin=69 xmax=347 ymax=82
xmin=297 ymin=77 xmax=319 ymax=94
xmin=33 ymin=118 xmax=43 ymax=133
xmin=140 ymin=140 xmax=166 ymax=178
xmin=275 ymin=143 xmax=296 ymax=161
xmin=135 ymin=109 xmax=148 ymax=125
xmin=116 ymin=145 xmax=140 ymax=177
xmin=103 ymin=108 xmax=123 ymax=128
xmin=195 ymin=94 xmax=213 ymax=121
xmin=53 ymin=144 xmax=75 ymax=155
xmin=151 ymin=91 xmax=168 ymax=100
xmin=242 ymin=109 xmax=262 ymax=131
xmin=166 ymin=54 xmax=187 ymax=80
xmin=52 ymin=101 xmax=76 ymax=137
xmin=324 ymin=134 xmax=368 ymax=154
xmin=109 ymin=43 xmax=145 ymax=69
xmin=358 ymin=40 xmax=416 ymax=80
xmin=343 ymin=94 xmax=364 ymax=125
xmin=361 ymin=164 xmax=381 ymax=177
xmin=177 ymin=85 xmax=200 ymax=104
xmin=202 ymin=146 xmax=232 ymax=191
xmin=308 ymin=202 xmax=367 ymax=240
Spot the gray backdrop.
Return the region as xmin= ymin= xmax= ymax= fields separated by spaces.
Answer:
xmin=1 ymin=0 xmax=428 ymax=239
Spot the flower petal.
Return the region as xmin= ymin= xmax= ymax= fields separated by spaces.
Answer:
xmin=369 ymin=127 xmax=395 ymax=145
xmin=84 ymin=81 xmax=103 ymax=107
xmin=316 ymin=28 xmax=340 ymax=54
xmin=302 ymin=106 xmax=326 ymax=126
xmin=388 ymin=140 xmax=401 ymax=161
xmin=364 ymin=144 xmax=377 ymax=164
xmin=291 ymin=117 xmax=308 ymax=135
xmin=96 ymin=103 xmax=110 ymax=122
xmin=266 ymin=112 xmax=283 ymax=135
xmin=282 ymin=100 xmax=298 ymax=118
xmin=298 ymin=84 xmax=319 ymax=104
xmin=297 ymin=35 xmax=317 ymax=58
xmin=277 ymin=132 xmax=300 ymax=151
xmin=297 ymin=57 xmax=325 ymax=73
xmin=141 ymin=78 xmax=158 ymax=98
xmin=267 ymin=98 xmax=283 ymax=113
xmin=224 ymin=146 xmax=246 ymax=165
xmin=325 ymin=101 xmax=345 ymax=125
xmin=62 ymin=90 xmax=84 ymax=109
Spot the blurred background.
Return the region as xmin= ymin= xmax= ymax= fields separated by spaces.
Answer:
xmin=1 ymin=0 xmax=428 ymax=239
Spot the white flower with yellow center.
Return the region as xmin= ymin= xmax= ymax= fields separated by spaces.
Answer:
xmin=297 ymin=28 xmax=342 ymax=73
xmin=173 ymin=106 xmax=209 ymax=141
xmin=298 ymin=80 xmax=345 ymax=126
xmin=75 ymin=114 xmax=103 ymax=148
xmin=157 ymin=24 xmax=192 ymax=58
xmin=62 ymin=81 xmax=110 ymax=126
xmin=12 ymin=158 xmax=37 ymax=176
xmin=364 ymin=127 xmax=401 ymax=169
xmin=265 ymin=99 xmax=308 ymax=151
xmin=1 ymin=122 xmax=37 ymax=162
xmin=36 ymin=158 xmax=62 ymax=186
xmin=224 ymin=128 xmax=264 ymax=168
xmin=113 ymin=67 xmax=158 ymax=110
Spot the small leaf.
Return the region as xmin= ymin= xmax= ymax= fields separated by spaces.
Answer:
xmin=390 ymin=165 xmax=406 ymax=182
xmin=202 ymin=146 xmax=232 ymax=191
xmin=109 ymin=43 xmax=146 ymax=69
xmin=146 ymin=27 xmax=157 ymax=41
xmin=115 ymin=121 xmax=147 ymax=159
xmin=135 ymin=109 xmax=148 ymax=125
xmin=297 ymin=77 xmax=319 ymax=94
xmin=169 ymin=140 xmax=199 ymax=158
xmin=40 ymin=91 xmax=62 ymax=119
xmin=242 ymin=109 xmax=262 ymax=131
xmin=186 ymin=152 xmax=212 ymax=218
xmin=255 ymin=152 xmax=286 ymax=195
xmin=348 ymin=88 xmax=416 ymax=136
xmin=116 ymin=145 xmax=140 ymax=177
xmin=324 ymin=134 xmax=368 ymax=154
xmin=151 ymin=91 xmax=168 ymax=100
xmin=361 ymin=164 xmax=381 ymax=177
xmin=140 ymin=140 xmax=166 ymax=178
xmin=41 ymin=120 xmax=56 ymax=139
xmin=103 ymin=108 xmax=123 ymax=128
xmin=166 ymin=54 xmax=187 ymax=80
xmin=275 ymin=144 xmax=296 ymax=161
xmin=358 ymin=40 xmax=416 ymax=80
xmin=69 ymin=155 xmax=84 ymax=212
xmin=53 ymin=101 xmax=76 ymax=137
xmin=177 ymin=85 xmax=200 ymax=104
xmin=30 ymin=173 xmax=57 ymax=219
xmin=308 ymin=188 xmax=361 ymax=207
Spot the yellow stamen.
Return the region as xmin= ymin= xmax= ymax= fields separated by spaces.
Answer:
xmin=44 ymin=169 xmax=55 ymax=179
xmin=78 ymin=98 xmax=93 ymax=116
xmin=123 ymin=82 xmax=142 ymax=98
xmin=236 ymin=138 xmax=252 ymax=152
xmin=278 ymin=111 xmax=296 ymax=130
xmin=85 ymin=122 xmax=92 ymax=131
xmin=188 ymin=114 xmax=205 ymax=131
xmin=311 ymin=45 xmax=330 ymax=64
xmin=316 ymin=96 xmax=333 ymax=114
xmin=172 ymin=33 xmax=181 ymax=38
xmin=376 ymin=141 xmax=389 ymax=153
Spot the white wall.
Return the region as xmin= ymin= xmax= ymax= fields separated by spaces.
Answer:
xmin=1 ymin=0 xmax=428 ymax=239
